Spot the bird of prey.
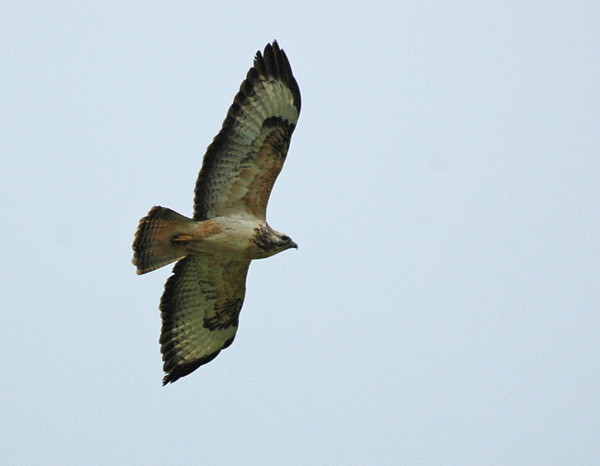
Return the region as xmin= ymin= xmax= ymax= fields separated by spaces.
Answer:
xmin=133 ymin=41 xmax=301 ymax=384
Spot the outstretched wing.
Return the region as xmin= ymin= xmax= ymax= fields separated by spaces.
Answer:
xmin=194 ymin=41 xmax=301 ymax=221
xmin=159 ymin=254 xmax=251 ymax=384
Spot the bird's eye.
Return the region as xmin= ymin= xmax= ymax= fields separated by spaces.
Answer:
xmin=281 ymin=235 xmax=290 ymax=242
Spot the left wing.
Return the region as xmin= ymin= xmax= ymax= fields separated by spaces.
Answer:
xmin=159 ymin=254 xmax=251 ymax=384
xmin=193 ymin=41 xmax=301 ymax=221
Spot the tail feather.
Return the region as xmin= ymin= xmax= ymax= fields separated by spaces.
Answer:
xmin=132 ymin=206 xmax=197 ymax=274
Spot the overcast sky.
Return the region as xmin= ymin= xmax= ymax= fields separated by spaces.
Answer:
xmin=2 ymin=2 xmax=599 ymax=465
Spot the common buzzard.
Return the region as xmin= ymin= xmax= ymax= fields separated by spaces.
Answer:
xmin=133 ymin=41 xmax=301 ymax=384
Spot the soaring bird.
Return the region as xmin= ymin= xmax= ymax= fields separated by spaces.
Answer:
xmin=133 ymin=41 xmax=300 ymax=384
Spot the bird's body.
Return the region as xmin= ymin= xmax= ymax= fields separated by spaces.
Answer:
xmin=137 ymin=207 xmax=295 ymax=265
xmin=133 ymin=41 xmax=300 ymax=384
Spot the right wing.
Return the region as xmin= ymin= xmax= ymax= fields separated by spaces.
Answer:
xmin=193 ymin=41 xmax=301 ymax=221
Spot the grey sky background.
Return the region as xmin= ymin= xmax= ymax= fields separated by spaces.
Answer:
xmin=2 ymin=2 xmax=599 ymax=465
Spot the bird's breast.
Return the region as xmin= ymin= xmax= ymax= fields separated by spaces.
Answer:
xmin=185 ymin=217 xmax=264 ymax=259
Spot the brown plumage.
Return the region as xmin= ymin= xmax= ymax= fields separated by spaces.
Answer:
xmin=133 ymin=41 xmax=300 ymax=384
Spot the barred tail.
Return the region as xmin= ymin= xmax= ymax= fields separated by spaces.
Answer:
xmin=132 ymin=206 xmax=197 ymax=275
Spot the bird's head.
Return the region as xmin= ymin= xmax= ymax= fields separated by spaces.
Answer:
xmin=277 ymin=233 xmax=298 ymax=251
xmin=253 ymin=225 xmax=297 ymax=258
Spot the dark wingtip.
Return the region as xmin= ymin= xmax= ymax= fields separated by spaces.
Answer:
xmin=254 ymin=40 xmax=301 ymax=114
xmin=161 ymin=351 xmax=222 ymax=385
